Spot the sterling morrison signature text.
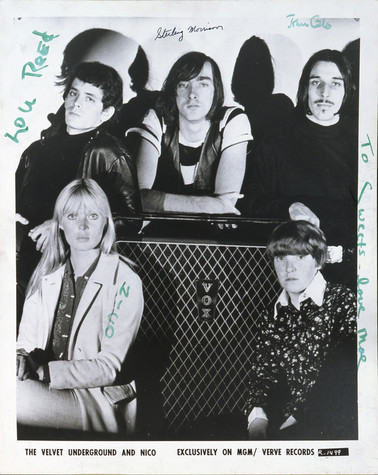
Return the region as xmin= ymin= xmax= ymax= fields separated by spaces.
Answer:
xmin=155 ymin=24 xmax=224 ymax=42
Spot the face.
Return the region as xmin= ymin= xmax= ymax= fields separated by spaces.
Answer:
xmin=307 ymin=61 xmax=345 ymax=124
xmin=274 ymin=254 xmax=320 ymax=298
xmin=59 ymin=204 xmax=107 ymax=253
xmin=175 ymin=61 xmax=215 ymax=124
xmin=65 ymin=78 xmax=114 ymax=135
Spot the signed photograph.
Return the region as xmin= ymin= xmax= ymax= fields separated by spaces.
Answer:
xmin=0 ymin=0 xmax=377 ymax=474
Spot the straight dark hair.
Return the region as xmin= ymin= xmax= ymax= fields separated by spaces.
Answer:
xmin=156 ymin=51 xmax=224 ymax=125
xmin=296 ymin=49 xmax=354 ymax=117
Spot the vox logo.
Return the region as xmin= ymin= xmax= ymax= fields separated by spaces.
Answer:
xmin=196 ymin=279 xmax=219 ymax=321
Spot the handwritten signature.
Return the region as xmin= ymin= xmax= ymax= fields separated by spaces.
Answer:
xmin=4 ymin=30 xmax=59 ymax=144
xmin=357 ymin=328 xmax=367 ymax=369
xmin=286 ymin=14 xmax=332 ymax=30
xmin=155 ymin=24 xmax=223 ymax=42
xmin=355 ymin=133 xmax=375 ymax=371
xmin=105 ymin=281 xmax=130 ymax=338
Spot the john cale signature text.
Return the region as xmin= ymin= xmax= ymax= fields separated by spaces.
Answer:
xmin=286 ymin=14 xmax=332 ymax=30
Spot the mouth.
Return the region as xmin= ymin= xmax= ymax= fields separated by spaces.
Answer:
xmin=314 ymin=101 xmax=334 ymax=107
xmin=76 ymin=236 xmax=89 ymax=241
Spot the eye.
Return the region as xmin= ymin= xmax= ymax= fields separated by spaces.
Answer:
xmin=86 ymin=96 xmax=95 ymax=102
xmin=310 ymin=80 xmax=320 ymax=86
xmin=67 ymin=213 xmax=76 ymax=220
xmin=332 ymin=81 xmax=343 ymax=87
xmin=88 ymin=213 xmax=99 ymax=220
xmin=199 ymin=81 xmax=209 ymax=87
xmin=68 ymin=90 xmax=76 ymax=97
xmin=177 ymin=82 xmax=188 ymax=89
xmin=274 ymin=256 xmax=284 ymax=262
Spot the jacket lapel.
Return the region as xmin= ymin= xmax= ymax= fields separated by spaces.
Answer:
xmin=68 ymin=254 xmax=120 ymax=351
xmin=41 ymin=266 xmax=65 ymax=348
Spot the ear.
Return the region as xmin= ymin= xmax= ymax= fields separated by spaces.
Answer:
xmin=101 ymin=106 xmax=115 ymax=123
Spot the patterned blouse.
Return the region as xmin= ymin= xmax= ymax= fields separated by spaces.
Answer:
xmin=246 ymin=279 xmax=356 ymax=423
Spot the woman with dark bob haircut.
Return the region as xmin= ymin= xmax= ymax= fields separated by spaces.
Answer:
xmin=265 ymin=219 xmax=328 ymax=268
xmin=246 ymin=220 xmax=357 ymax=440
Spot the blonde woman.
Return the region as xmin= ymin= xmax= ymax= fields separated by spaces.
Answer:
xmin=17 ymin=178 xmax=143 ymax=434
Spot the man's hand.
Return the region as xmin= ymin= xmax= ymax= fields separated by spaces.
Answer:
xmin=28 ymin=219 xmax=53 ymax=252
xmin=289 ymin=202 xmax=320 ymax=227
xmin=216 ymin=222 xmax=238 ymax=230
xmin=16 ymin=213 xmax=29 ymax=225
xmin=213 ymin=192 xmax=243 ymax=215
xmin=214 ymin=193 xmax=242 ymax=228
xmin=16 ymin=214 xmax=30 ymax=254
xmin=248 ymin=417 xmax=268 ymax=440
xmin=16 ymin=349 xmax=30 ymax=381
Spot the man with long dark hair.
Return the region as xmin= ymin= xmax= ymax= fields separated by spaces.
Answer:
xmin=243 ymin=48 xmax=357 ymax=287
xmin=130 ymin=51 xmax=252 ymax=214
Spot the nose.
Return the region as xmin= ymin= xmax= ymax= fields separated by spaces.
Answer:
xmin=78 ymin=216 xmax=89 ymax=229
xmin=319 ymin=82 xmax=330 ymax=98
xmin=285 ymin=258 xmax=297 ymax=273
xmin=73 ymin=95 xmax=83 ymax=109
xmin=188 ymin=84 xmax=197 ymax=100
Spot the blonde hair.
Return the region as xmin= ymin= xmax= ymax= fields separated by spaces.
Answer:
xmin=26 ymin=178 xmax=117 ymax=297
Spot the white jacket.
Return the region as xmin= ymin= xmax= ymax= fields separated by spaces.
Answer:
xmin=17 ymin=253 xmax=144 ymax=432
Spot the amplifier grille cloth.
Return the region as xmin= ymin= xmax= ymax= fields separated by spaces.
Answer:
xmin=117 ymin=241 xmax=280 ymax=433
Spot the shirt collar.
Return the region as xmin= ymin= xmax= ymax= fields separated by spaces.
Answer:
xmin=274 ymin=271 xmax=326 ymax=316
xmin=65 ymin=254 xmax=101 ymax=280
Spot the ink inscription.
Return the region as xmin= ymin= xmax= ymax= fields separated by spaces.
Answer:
xmin=105 ymin=281 xmax=130 ymax=338
xmin=356 ymin=133 xmax=375 ymax=370
xmin=4 ymin=30 xmax=59 ymax=144
xmin=155 ymin=24 xmax=223 ymax=42
xmin=287 ymin=14 xmax=332 ymax=30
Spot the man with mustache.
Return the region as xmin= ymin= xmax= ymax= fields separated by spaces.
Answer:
xmin=242 ymin=49 xmax=357 ymax=286
xmin=130 ymin=51 xmax=252 ymax=215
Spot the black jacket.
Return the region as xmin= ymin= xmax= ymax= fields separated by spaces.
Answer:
xmin=16 ymin=126 xmax=142 ymax=241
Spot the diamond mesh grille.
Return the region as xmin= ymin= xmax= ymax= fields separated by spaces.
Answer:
xmin=117 ymin=240 xmax=281 ymax=434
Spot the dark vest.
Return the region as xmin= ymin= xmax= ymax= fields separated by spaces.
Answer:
xmin=153 ymin=107 xmax=243 ymax=195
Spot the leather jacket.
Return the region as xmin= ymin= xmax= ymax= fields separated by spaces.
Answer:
xmin=16 ymin=125 xmax=142 ymax=240
xmin=76 ymin=128 xmax=142 ymax=235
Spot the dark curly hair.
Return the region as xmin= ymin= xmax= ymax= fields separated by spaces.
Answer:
xmin=296 ymin=49 xmax=354 ymax=117
xmin=63 ymin=61 xmax=123 ymax=114
xmin=156 ymin=51 xmax=224 ymax=125
xmin=266 ymin=220 xmax=328 ymax=269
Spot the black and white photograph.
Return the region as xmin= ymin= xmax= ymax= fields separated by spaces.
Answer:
xmin=0 ymin=0 xmax=377 ymax=473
